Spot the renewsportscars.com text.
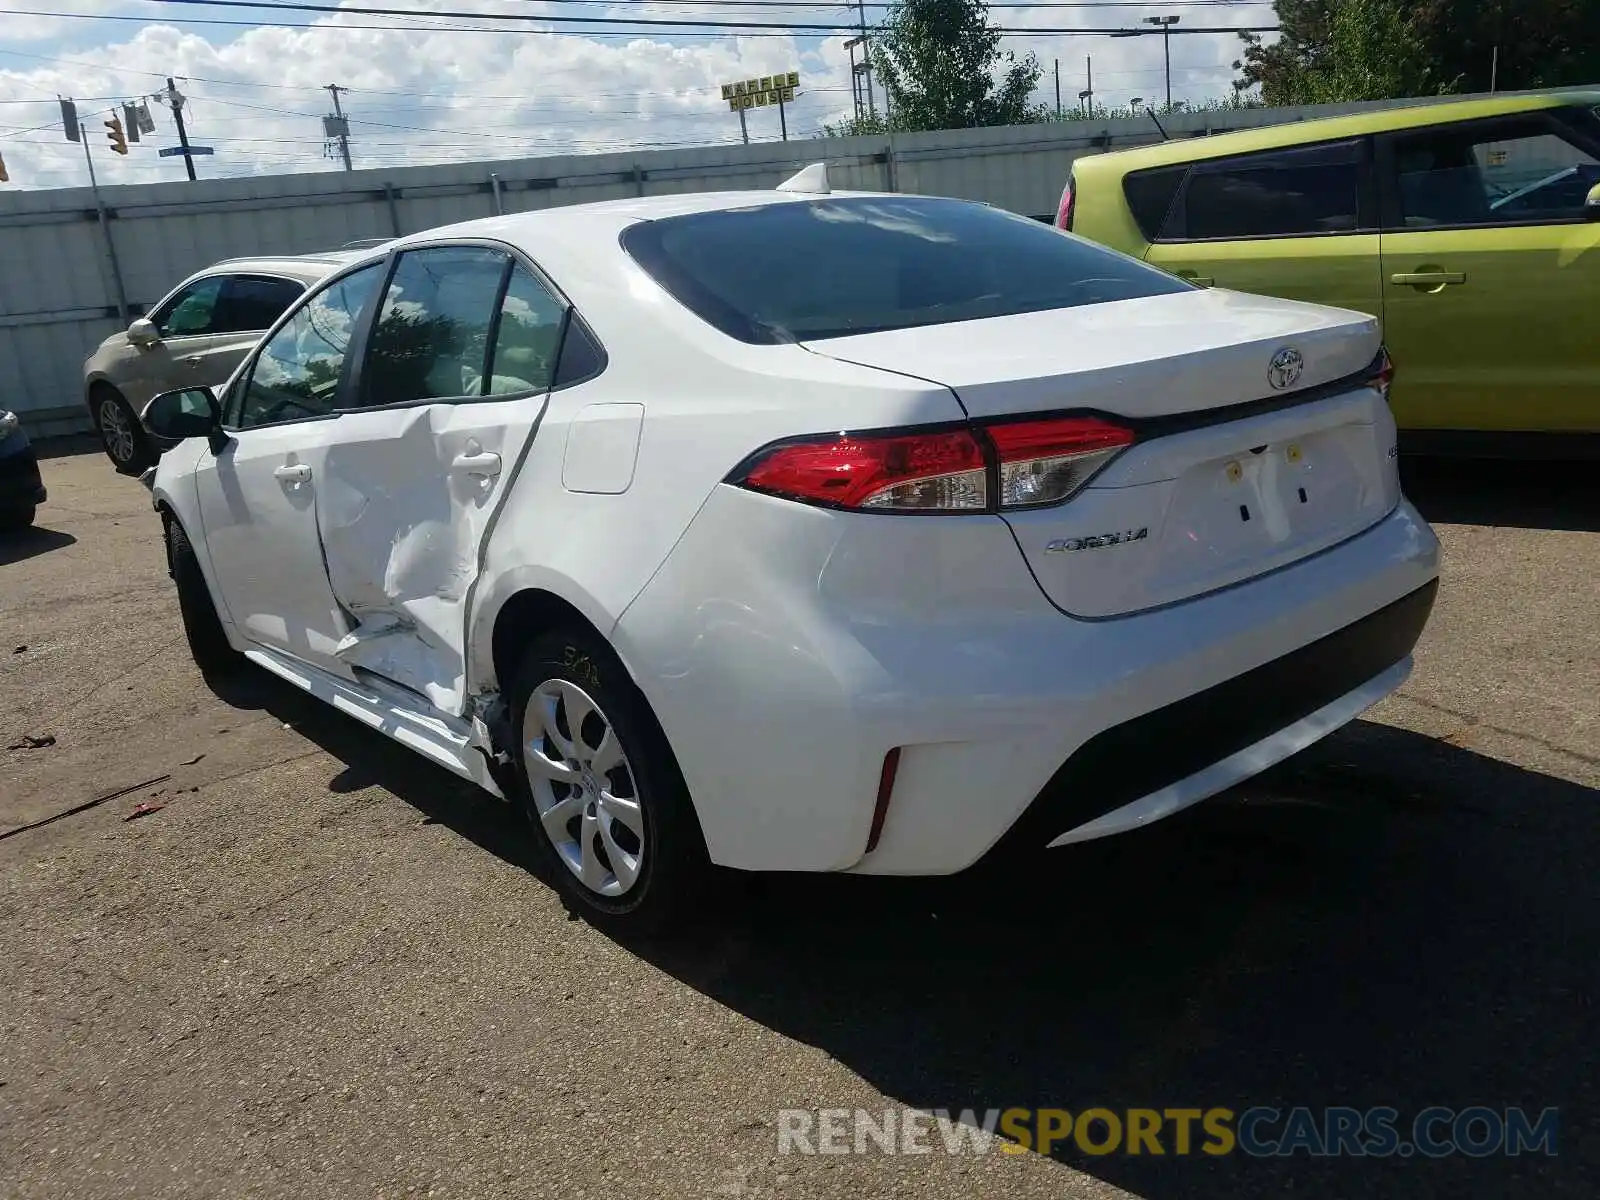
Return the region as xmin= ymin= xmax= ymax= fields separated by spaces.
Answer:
xmin=776 ymin=1106 xmax=1558 ymax=1159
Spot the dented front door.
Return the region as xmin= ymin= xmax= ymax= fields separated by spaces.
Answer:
xmin=310 ymin=246 xmax=571 ymax=714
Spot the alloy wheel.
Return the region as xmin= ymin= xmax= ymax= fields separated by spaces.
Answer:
xmin=99 ymin=397 xmax=136 ymax=465
xmin=522 ymin=678 xmax=646 ymax=898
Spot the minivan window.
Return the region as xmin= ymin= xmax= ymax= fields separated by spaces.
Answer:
xmin=621 ymin=196 xmax=1191 ymax=344
xmin=1172 ymin=140 xmax=1364 ymax=241
xmin=1123 ymin=166 xmax=1188 ymax=241
xmin=1389 ymin=119 xmax=1599 ymax=228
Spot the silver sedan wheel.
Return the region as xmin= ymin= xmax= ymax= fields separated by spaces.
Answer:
xmin=522 ymin=678 xmax=645 ymax=898
xmin=99 ymin=397 xmax=136 ymax=465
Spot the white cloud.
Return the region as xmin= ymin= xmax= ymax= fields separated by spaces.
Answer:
xmin=0 ymin=2 xmax=1264 ymax=190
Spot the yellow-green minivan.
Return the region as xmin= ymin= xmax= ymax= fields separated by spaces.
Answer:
xmin=1061 ymin=93 xmax=1600 ymax=449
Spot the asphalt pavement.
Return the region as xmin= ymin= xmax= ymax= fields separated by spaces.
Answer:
xmin=2 ymin=448 xmax=1596 ymax=1199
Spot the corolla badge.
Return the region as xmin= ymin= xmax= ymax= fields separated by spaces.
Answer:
xmin=1267 ymin=346 xmax=1304 ymax=391
xmin=1046 ymin=528 xmax=1148 ymax=553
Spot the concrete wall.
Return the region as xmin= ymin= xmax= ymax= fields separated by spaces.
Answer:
xmin=0 ymin=87 xmax=1569 ymax=435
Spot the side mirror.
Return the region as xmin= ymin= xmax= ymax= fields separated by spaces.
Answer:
xmin=127 ymin=317 xmax=160 ymax=347
xmin=1586 ymin=182 xmax=1600 ymax=220
xmin=141 ymin=387 xmax=226 ymax=454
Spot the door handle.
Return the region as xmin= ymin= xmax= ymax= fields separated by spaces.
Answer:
xmin=1391 ymin=271 xmax=1466 ymax=287
xmin=451 ymin=450 xmax=502 ymax=477
xmin=1176 ymin=271 xmax=1215 ymax=287
xmin=182 ymin=354 xmax=204 ymax=366
xmin=273 ymin=464 xmax=312 ymax=484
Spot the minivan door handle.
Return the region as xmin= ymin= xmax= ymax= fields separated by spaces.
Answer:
xmin=273 ymin=463 xmax=312 ymax=484
xmin=1391 ymin=270 xmax=1467 ymax=289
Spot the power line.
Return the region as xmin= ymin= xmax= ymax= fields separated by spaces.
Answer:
xmin=144 ymin=0 xmax=1278 ymax=35
xmin=0 ymin=11 xmax=824 ymax=37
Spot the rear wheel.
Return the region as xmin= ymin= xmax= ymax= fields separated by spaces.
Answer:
xmin=509 ymin=628 xmax=707 ymax=934
xmin=92 ymin=386 xmax=153 ymax=474
xmin=166 ymin=518 xmax=241 ymax=677
xmin=2 ymin=506 xmax=36 ymax=531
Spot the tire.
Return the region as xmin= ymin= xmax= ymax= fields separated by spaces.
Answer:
xmin=2 ymin=506 xmax=36 ymax=530
xmin=92 ymin=386 xmax=154 ymax=475
xmin=508 ymin=627 xmax=708 ymax=935
xmin=166 ymin=518 xmax=241 ymax=677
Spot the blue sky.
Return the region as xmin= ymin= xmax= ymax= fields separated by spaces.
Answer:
xmin=0 ymin=1 xmax=1277 ymax=189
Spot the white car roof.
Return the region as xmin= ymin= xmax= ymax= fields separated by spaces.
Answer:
xmin=379 ymin=189 xmax=883 ymax=254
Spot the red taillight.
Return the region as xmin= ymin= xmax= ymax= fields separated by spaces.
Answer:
xmin=739 ymin=429 xmax=988 ymax=512
xmin=733 ymin=415 xmax=1134 ymax=514
xmin=1368 ymin=345 xmax=1395 ymax=401
xmin=1055 ymin=176 xmax=1077 ymax=230
xmin=988 ymin=416 xmax=1136 ymax=508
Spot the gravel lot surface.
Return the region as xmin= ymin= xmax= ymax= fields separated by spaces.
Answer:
xmin=2 ymin=449 xmax=1595 ymax=1198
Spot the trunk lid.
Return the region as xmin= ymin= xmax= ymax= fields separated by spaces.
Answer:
xmin=804 ymin=289 xmax=1398 ymax=618
xmin=804 ymin=288 xmax=1381 ymax=422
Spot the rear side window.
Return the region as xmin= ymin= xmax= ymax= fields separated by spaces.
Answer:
xmin=360 ymin=246 xmax=511 ymax=406
xmin=484 ymin=266 xmax=569 ymax=395
xmin=1122 ymin=166 xmax=1188 ymax=240
xmin=621 ymin=196 xmax=1190 ymax=344
xmin=213 ymin=276 xmax=305 ymax=334
xmin=1168 ymin=140 xmax=1364 ymax=241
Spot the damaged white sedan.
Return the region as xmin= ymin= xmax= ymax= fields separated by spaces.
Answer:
xmin=144 ymin=170 xmax=1440 ymax=930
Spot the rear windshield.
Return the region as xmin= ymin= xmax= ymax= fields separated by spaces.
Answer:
xmin=620 ymin=195 xmax=1191 ymax=344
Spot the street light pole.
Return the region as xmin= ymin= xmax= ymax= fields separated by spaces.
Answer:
xmin=1144 ymin=15 xmax=1180 ymax=110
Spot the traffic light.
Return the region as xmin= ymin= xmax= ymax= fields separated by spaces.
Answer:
xmin=105 ymin=114 xmax=128 ymax=155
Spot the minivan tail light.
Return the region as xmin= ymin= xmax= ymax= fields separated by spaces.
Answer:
xmin=1055 ymin=175 xmax=1077 ymax=230
xmin=738 ymin=429 xmax=988 ymax=512
xmin=987 ymin=416 xmax=1135 ymax=508
xmin=1366 ymin=344 xmax=1395 ymax=401
xmin=733 ymin=415 xmax=1135 ymax=514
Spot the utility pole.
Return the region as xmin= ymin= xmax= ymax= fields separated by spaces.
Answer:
xmin=856 ymin=0 xmax=876 ymax=119
xmin=326 ymin=83 xmax=353 ymax=171
xmin=1490 ymin=45 xmax=1499 ymax=92
xmin=1054 ymin=59 xmax=1061 ymax=118
xmin=1085 ymin=56 xmax=1093 ymax=116
xmin=166 ymin=78 xmax=197 ymax=181
xmin=78 ymin=121 xmax=129 ymax=322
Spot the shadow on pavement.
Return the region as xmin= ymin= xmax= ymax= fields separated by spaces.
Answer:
xmin=201 ymin=668 xmax=1597 ymax=1197
xmin=0 ymin=525 xmax=78 ymax=565
xmin=1402 ymin=456 xmax=1600 ymax=533
xmin=207 ymin=669 xmax=547 ymax=883
xmin=30 ymin=433 xmax=104 ymax=462
xmin=630 ymin=720 xmax=1597 ymax=1198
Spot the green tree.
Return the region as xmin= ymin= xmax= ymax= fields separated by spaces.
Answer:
xmin=1237 ymin=0 xmax=1600 ymax=104
xmin=1236 ymin=0 xmax=1451 ymax=104
xmin=865 ymin=0 xmax=1043 ymax=132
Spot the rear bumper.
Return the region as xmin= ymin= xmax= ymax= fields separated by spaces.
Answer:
xmin=989 ymin=578 xmax=1436 ymax=859
xmin=619 ymin=484 xmax=1440 ymax=875
xmin=0 ymin=444 xmax=46 ymax=512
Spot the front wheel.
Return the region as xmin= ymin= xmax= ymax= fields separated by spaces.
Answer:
xmin=93 ymin=387 xmax=154 ymax=474
xmin=166 ymin=518 xmax=241 ymax=677
xmin=509 ymin=629 xmax=707 ymax=934
xmin=1 ymin=505 xmax=36 ymax=531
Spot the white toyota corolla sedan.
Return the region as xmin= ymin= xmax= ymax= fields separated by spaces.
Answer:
xmin=143 ymin=167 xmax=1439 ymax=930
